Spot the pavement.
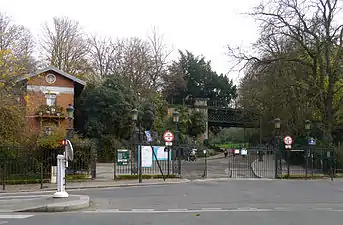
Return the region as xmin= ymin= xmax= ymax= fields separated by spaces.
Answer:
xmin=0 ymin=194 xmax=90 ymax=213
xmin=2 ymin=179 xmax=343 ymax=224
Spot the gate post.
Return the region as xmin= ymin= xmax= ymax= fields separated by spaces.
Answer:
xmin=274 ymin=149 xmax=278 ymax=179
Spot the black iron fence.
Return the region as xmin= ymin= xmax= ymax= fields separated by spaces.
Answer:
xmin=115 ymin=148 xmax=179 ymax=177
xmin=0 ymin=142 xmax=93 ymax=190
xmin=275 ymin=147 xmax=335 ymax=178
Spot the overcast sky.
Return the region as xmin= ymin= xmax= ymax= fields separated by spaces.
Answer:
xmin=1 ymin=0 xmax=259 ymax=83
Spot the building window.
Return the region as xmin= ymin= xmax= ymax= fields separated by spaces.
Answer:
xmin=46 ymin=94 xmax=56 ymax=106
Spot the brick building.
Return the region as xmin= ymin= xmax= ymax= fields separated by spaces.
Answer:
xmin=15 ymin=66 xmax=86 ymax=134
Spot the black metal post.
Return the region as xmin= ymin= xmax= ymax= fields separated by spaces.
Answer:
xmin=91 ymin=141 xmax=97 ymax=179
xmin=40 ymin=162 xmax=44 ymax=189
xmin=204 ymin=151 xmax=208 ymax=178
xmin=287 ymin=150 xmax=290 ymax=177
xmin=275 ymin=130 xmax=280 ymax=179
xmin=1 ymin=164 xmax=5 ymax=191
xmin=167 ymin=147 xmax=170 ymax=176
xmin=114 ymin=149 xmax=117 ymax=181
xmin=66 ymin=118 xmax=74 ymax=140
xmin=138 ymin=122 xmax=142 ymax=183
xmin=175 ymin=123 xmax=181 ymax=175
xmin=306 ymin=131 xmax=309 ymax=178
xmin=131 ymin=121 xmax=136 ymax=175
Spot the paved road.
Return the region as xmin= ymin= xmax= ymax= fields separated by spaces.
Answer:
xmin=2 ymin=179 xmax=343 ymax=224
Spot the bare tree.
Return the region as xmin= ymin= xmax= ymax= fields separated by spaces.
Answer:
xmin=117 ymin=37 xmax=153 ymax=97
xmin=0 ymin=12 xmax=36 ymax=75
xmin=228 ymin=0 xmax=343 ymax=142
xmin=88 ymin=35 xmax=123 ymax=79
xmin=147 ymin=27 xmax=172 ymax=90
xmin=40 ymin=17 xmax=90 ymax=77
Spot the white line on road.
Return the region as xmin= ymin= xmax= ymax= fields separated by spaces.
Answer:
xmin=201 ymin=208 xmax=223 ymax=211
xmin=82 ymin=207 xmax=343 ymax=214
xmin=83 ymin=208 xmax=267 ymax=213
xmin=0 ymin=215 xmax=34 ymax=219
xmin=0 ymin=221 xmax=8 ymax=224
xmin=132 ymin=209 xmax=155 ymax=212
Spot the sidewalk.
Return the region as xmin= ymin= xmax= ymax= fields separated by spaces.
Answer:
xmin=0 ymin=178 xmax=190 ymax=193
xmin=0 ymin=194 xmax=90 ymax=212
xmin=251 ymin=154 xmax=308 ymax=178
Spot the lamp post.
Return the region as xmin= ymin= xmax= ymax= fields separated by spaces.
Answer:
xmin=173 ymin=111 xmax=181 ymax=175
xmin=66 ymin=104 xmax=74 ymax=140
xmin=274 ymin=118 xmax=281 ymax=178
xmin=305 ymin=120 xmax=311 ymax=178
xmin=203 ymin=149 xmax=207 ymax=178
xmin=131 ymin=109 xmax=142 ymax=183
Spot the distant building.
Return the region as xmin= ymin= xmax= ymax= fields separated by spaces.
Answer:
xmin=15 ymin=66 xmax=86 ymax=134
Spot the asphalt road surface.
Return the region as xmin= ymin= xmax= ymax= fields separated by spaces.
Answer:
xmin=2 ymin=179 xmax=343 ymax=225
xmin=182 ymin=154 xmax=257 ymax=179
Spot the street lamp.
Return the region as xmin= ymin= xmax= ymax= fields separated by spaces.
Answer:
xmin=173 ymin=111 xmax=181 ymax=175
xmin=66 ymin=104 xmax=74 ymax=140
xmin=131 ymin=109 xmax=138 ymax=122
xmin=274 ymin=117 xmax=281 ymax=178
xmin=66 ymin=104 xmax=74 ymax=119
xmin=131 ymin=108 xmax=142 ymax=183
xmin=173 ymin=111 xmax=180 ymax=123
xmin=274 ymin=118 xmax=281 ymax=130
xmin=305 ymin=120 xmax=311 ymax=131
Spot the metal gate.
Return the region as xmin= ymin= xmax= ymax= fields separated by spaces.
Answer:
xmin=179 ymin=146 xmax=276 ymax=179
xmin=180 ymin=145 xmax=336 ymax=180
xmin=179 ymin=146 xmax=207 ymax=179
xmin=228 ymin=146 xmax=276 ymax=179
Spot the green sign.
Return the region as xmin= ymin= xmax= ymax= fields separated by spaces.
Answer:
xmin=117 ymin=149 xmax=129 ymax=165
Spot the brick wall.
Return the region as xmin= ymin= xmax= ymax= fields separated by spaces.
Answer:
xmin=26 ymin=70 xmax=75 ymax=132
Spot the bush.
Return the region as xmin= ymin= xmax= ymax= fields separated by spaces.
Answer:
xmin=97 ymin=135 xmax=124 ymax=163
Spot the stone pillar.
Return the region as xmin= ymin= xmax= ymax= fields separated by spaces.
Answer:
xmin=193 ymin=98 xmax=209 ymax=140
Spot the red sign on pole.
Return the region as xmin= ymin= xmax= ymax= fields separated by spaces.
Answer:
xmin=283 ymin=136 xmax=293 ymax=145
xmin=163 ymin=130 xmax=174 ymax=142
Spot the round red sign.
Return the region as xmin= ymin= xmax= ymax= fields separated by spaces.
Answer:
xmin=163 ymin=130 xmax=174 ymax=142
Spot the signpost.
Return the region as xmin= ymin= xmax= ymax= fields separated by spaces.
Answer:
xmin=308 ymin=137 xmax=316 ymax=145
xmin=163 ymin=130 xmax=174 ymax=177
xmin=163 ymin=130 xmax=174 ymax=144
xmin=283 ymin=135 xmax=293 ymax=149
xmin=117 ymin=149 xmax=129 ymax=166
xmin=145 ymin=131 xmax=153 ymax=143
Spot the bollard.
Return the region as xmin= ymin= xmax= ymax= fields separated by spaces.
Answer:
xmin=53 ymin=154 xmax=68 ymax=198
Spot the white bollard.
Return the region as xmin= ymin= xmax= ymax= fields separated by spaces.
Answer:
xmin=53 ymin=154 xmax=69 ymax=198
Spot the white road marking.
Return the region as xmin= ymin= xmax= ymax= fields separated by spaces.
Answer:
xmin=83 ymin=207 xmax=343 ymax=214
xmin=201 ymin=208 xmax=224 ymax=211
xmin=132 ymin=209 xmax=155 ymax=212
xmin=229 ymin=208 xmax=273 ymax=212
xmin=83 ymin=208 xmax=267 ymax=213
xmin=0 ymin=221 xmax=8 ymax=225
xmin=0 ymin=215 xmax=34 ymax=219
xmin=167 ymin=209 xmax=188 ymax=212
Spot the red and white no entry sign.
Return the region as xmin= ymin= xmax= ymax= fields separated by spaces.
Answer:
xmin=163 ymin=130 xmax=174 ymax=142
xmin=283 ymin=136 xmax=293 ymax=145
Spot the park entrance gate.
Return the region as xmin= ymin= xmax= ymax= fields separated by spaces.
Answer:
xmin=180 ymin=146 xmax=276 ymax=179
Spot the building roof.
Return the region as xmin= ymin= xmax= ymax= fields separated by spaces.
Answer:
xmin=15 ymin=66 xmax=86 ymax=86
